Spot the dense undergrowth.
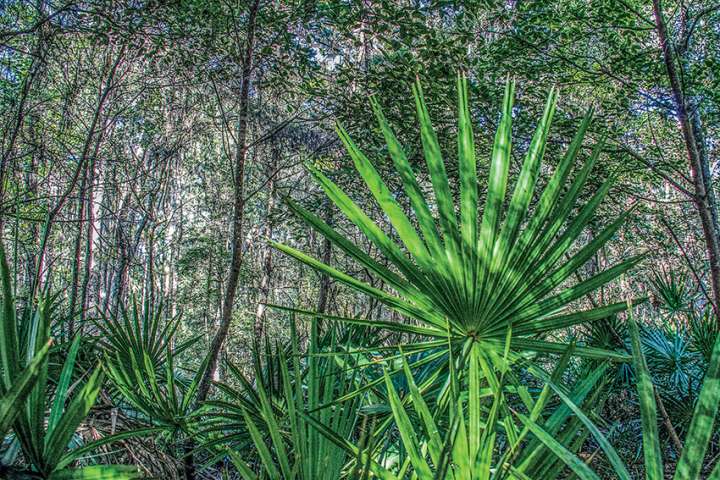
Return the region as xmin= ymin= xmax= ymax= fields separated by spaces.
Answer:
xmin=1 ymin=78 xmax=719 ymax=480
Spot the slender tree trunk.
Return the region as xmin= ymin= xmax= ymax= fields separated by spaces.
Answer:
xmin=79 ymin=150 xmax=99 ymax=326
xmin=184 ymin=4 xmax=261 ymax=479
xmin=652 ymin=0 xmax=720 ymax=323
xmin=67 ymin=164 xmax=88 ymax=336
xmin=253 ymin=146 xmax=278 ymax=340
xmin=106 ymin=192 xmax=131 ymax=316
xmin=0 ymin=21 xmax=51 ymax=234
xmin=109 ymin=200 xmax=151 ymax=318
xmin=98 ymin=162 xmax=116 ymax=314
xmin=316 ymin=202 xmax=333 ymax=316
xmin=32 ymin=46 xmax=124 ymax=296
xmin=195 ymin=0 xmax=261 ymax=404
xmin=23 ymin=135 xmax=40 ymax=298
xmin=5 ymin=21 xmax=52 ymax=292
xmin=145 ymin=226 xmax=156 ymax=313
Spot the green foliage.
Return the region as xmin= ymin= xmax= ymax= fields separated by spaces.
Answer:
xmin=3 ymin=0 xmax=720 ymax=477
xmin=0 ymin=245 xmax=141 ymax=479
xmin=0 ymin=340 xmax=50 ymax=440
xmin=210 ymin=320 xmax=361 ymax=480
xmin=340 ymin=340 xmax=612 ymax=480
xmin=641 ymin=325 xmax=701 ymax=396
xmin=690 ymin=307 xmax=719 ymax=365
xmin=98 ymin=298 xmax=204 ymax=433
xmin=650 ymin=271 xmax=695 ymax=318
xmin=529 ymin=305 xmax=720 ymax=480
xmin=275 ymin=75 xmax=642 ymax=379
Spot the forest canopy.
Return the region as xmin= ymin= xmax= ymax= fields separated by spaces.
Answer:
xmin=1 ymin=0 xmax=720 ymax=479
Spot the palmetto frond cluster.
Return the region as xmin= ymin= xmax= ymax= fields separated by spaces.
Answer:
xmin=4 ymin=75 xmax=720 ymax=480
xmin=273 ymin=76 xmax=643 ymax=363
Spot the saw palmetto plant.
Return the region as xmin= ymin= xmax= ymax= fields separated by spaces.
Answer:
xmin=0 ymin=245 xmax=141 ymax=480
xmin=650 ymin=270 xmax=695 ymax=318
xmin=641 ymin=325 xmax=702 ymax=397
xmin=272 ymin=75 xmax=643 ymax=375
xmin=529 ymin=305 xmax=720 ymax=480
xmin=306 ymin=336 xmax=611 ymax=480
xmin=200 ymin=336 xmax=295 ymax=455
xmin=0 ymin=340 xmax=49 ymax=441
xmin=96 ymin=299 xmax=197 ymax=375
xmin=97 ymin=299 xmax=204 ymax=433
xmin=690 ymin=305 xmax=719 ymax=365
xmin=215 ymin=320 xmax=362 ymax=480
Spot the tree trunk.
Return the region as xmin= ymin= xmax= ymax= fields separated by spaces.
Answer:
xmin=316 ymin=201 xmax=333 ymax=316
xmin=145 ymin=226 xmax=156 ymax=314
xmin=78 ymin=141 xmax=101 ymax=327
xmin=0 ymin=20 xmax=51 ymax=234
xmin=652 ymin=0 xmax=720 ymax=323
xmin=67 ymin=164 xmax=88 ymax=336
xmin=32 ymin=46 xmax=124 ymax=297
xmin=23 ymin=134 xmax=40 ymax=299
xmin=253 ymin=145 xmax=278 ymax=341
xmin=195 ymin=0 xmax=261 ymax=404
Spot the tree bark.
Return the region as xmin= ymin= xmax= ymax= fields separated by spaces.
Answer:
xmin=195 ymin=0 xmax=261 ymax=404
xmin=79 ymin=151 xmax=98 ymax=327
xmin=67 ymin=164 xmax=88 ymax=336
xmin=253 ymin=145 xmax=278 ymax=341
xmin=652 ymin=0 xmax=720 ymax=323
xmin=316 ymin=201 xmax=333 ymax=316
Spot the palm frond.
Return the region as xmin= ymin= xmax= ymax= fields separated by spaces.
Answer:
xmin=274 ymin=75 xmax=643 ymax=369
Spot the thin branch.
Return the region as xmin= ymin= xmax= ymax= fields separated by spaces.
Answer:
xmin=608 ymin=144 xmax=694 ymax=198
xmin=660 ymin=217 xmax=715 ymax=312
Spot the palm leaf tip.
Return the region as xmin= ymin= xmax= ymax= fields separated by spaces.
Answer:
xmin=278 ymin=76 xmax=640 ymax=362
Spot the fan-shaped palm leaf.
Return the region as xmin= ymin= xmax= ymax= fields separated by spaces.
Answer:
xmin=311 ymin=338 xmax=611 ymax=480
xmin=271 ymin=75 xmax=643 ymax=367
xmin=98 ymin=299 xmax=204 ymax=432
